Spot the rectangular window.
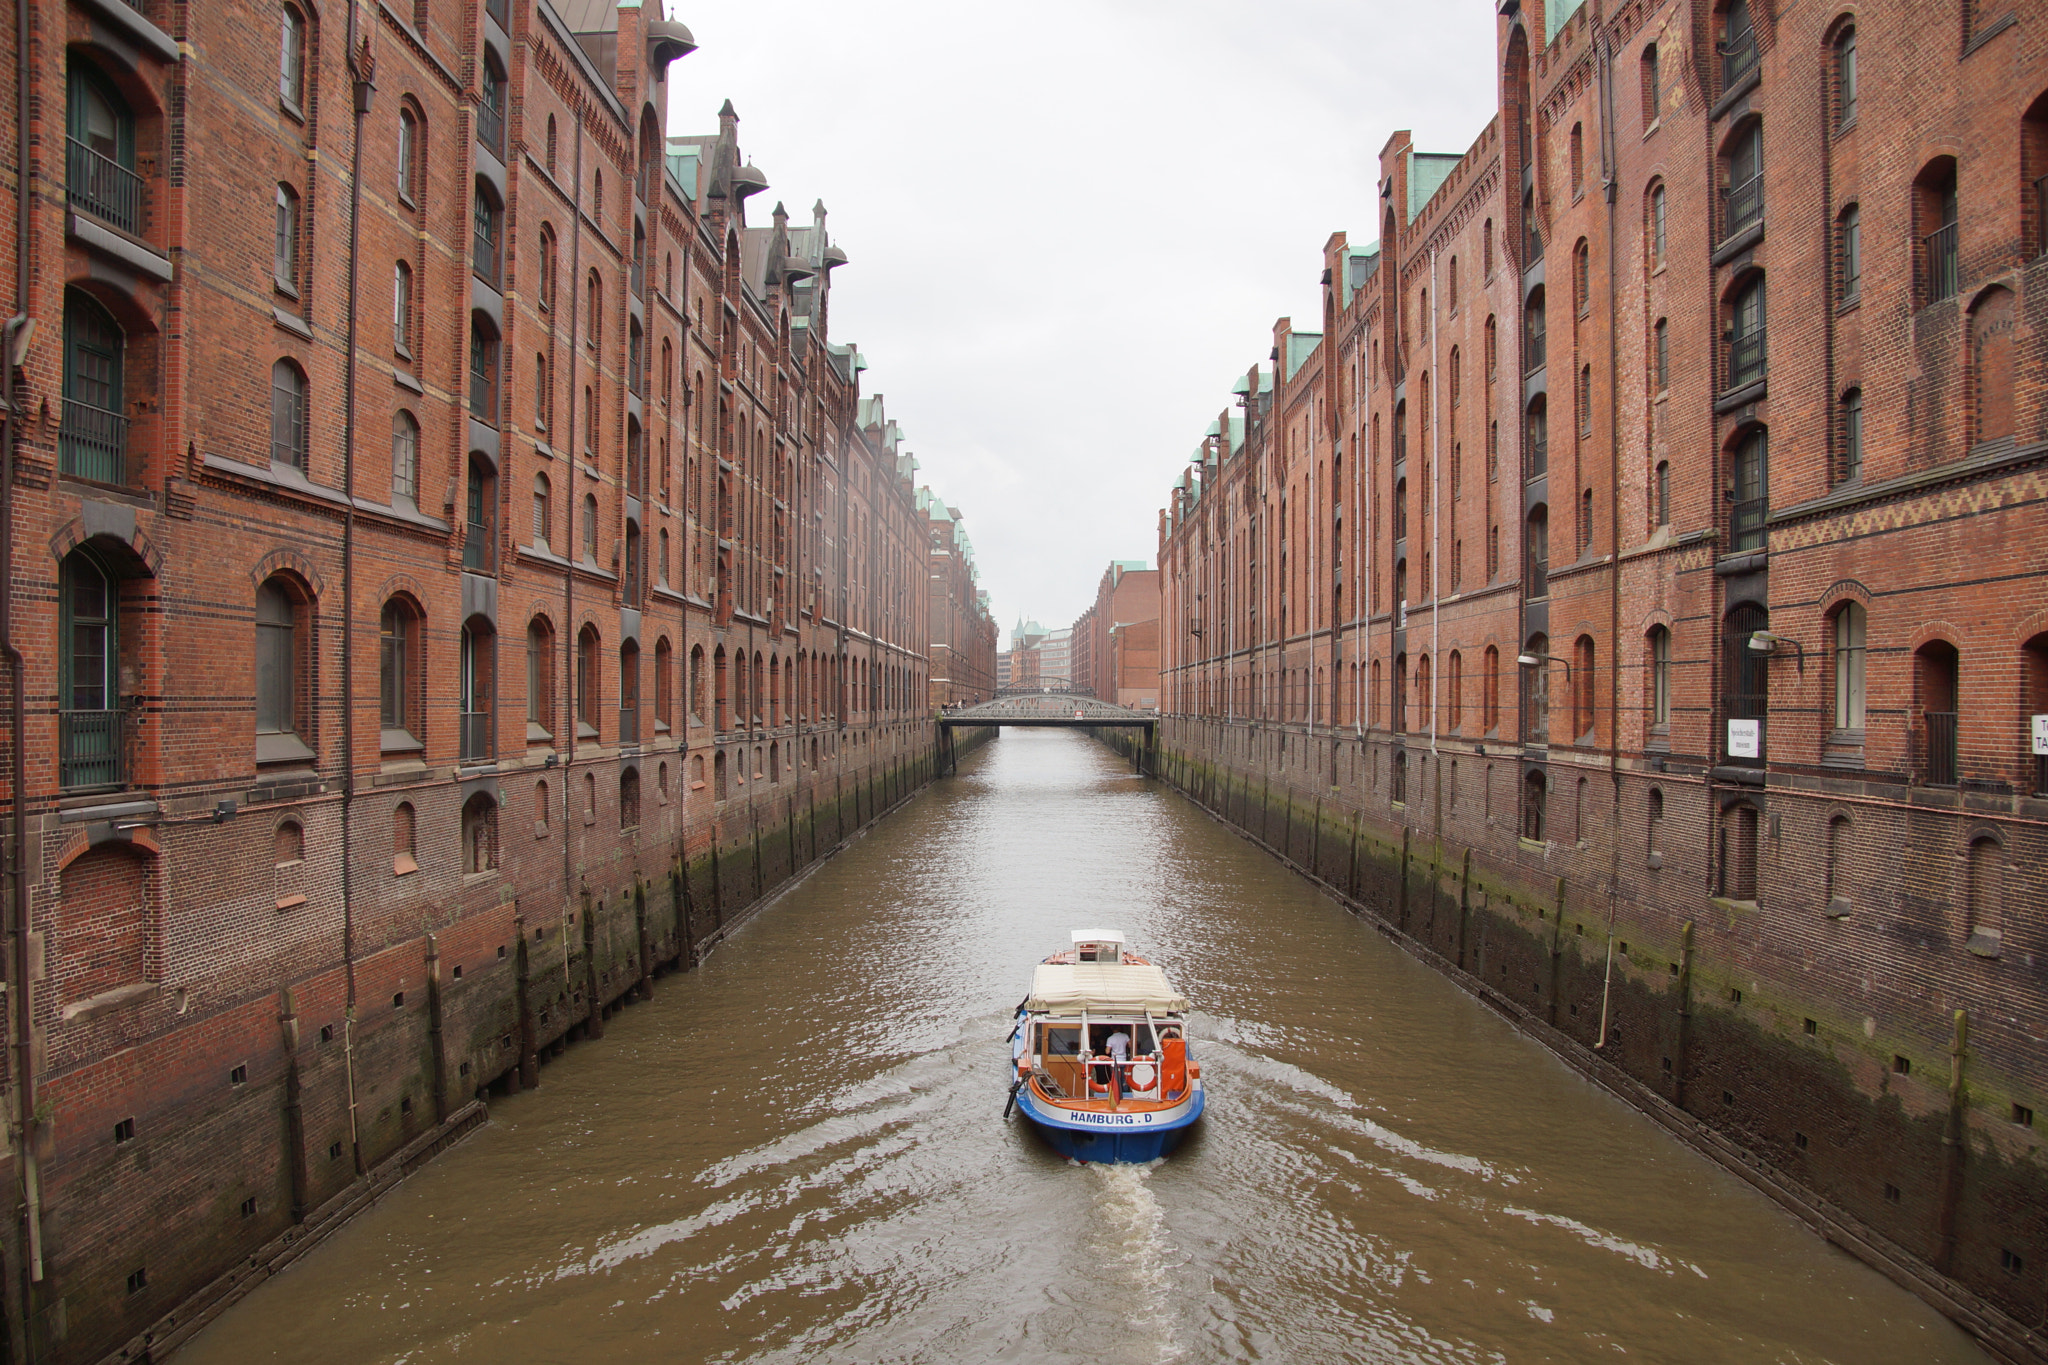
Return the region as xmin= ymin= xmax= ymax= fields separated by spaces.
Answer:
xmin=1834 ymin=604 xmax=1867 ymax=730
xmin=1841 ymin=390 xmax=1863 ymax=483
xmin=1654 ymin=319 xmax=1669 ymax=391
xmin=1840 ymin=208 xmax=1861 ymax=298
xmin=274 ymin=187 xmax=299 ymax=292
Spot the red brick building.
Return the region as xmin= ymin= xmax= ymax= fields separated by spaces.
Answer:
xmin=0 ymin=0 xmax=980 ymax=1357
xmin=1158 ymin=1 xmax=2048 ymax=1354
xmin=922 ymin=487 xmax=996 ymax=706
xmin=1071 ymin=559 xmax=1159 ymax=706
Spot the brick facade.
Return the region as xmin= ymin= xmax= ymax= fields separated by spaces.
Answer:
xmin=0 ymin=0 xmax=984 ymax=1358
xmin=1156 ymin=1 xmax=2048 ymax=1357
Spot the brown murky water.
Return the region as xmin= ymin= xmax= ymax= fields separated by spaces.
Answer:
xmin=178 ymin=729 xmax=1988 ymax=1364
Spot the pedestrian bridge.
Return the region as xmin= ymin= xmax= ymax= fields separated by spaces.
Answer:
xmin=936 ymin=696 xmax=1157 ymax=773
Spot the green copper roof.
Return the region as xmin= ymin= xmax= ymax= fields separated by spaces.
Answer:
xmin=1547 ymin=0 xmax=1586 ymax=42
xmin=1407 ymin=152 xmax=1462 ymax=224
xmin=1285 ymin=332 xmax=1322 ymax=381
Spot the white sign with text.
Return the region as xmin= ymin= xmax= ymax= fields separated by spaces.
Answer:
xmin=1728 ymin=718 xmax=1761 ymax=759
xmin=2033 ymin=714 xmax=2048 ymax=757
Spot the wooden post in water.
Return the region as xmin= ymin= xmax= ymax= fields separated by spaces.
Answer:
xmin=1546 ymin=877 xmax=1568 ymax=1028
xmin=279 ymin=985 xmax=309 ymax=1221
xmin=1673 ymin=920 xmax=1694 ymax=1106
xmin=1456 ymin=848 xmax=1473 ymax=971
xmin=1934 ymin=1008 xmax=1970 ymax=1274
xmin=1397 ymin=826 xmax=1412 ymax=931
xmin=425 ymin=933 xmax=449 ymax=1122
xmin=514 ymin=909 xmax=539 ymax=1089
xmin=582 ymin=887 xmax=605 ymax=1040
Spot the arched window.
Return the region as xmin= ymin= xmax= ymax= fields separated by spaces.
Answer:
xmin=397 ymin=107 xmax=419 ymax=203
xmin=67 ymin=62 xmax=138 ymax=232
xmin=586 ymin=270 xmax=602 ymax=353
xmin=1523 ymin=286 xmax=1546 ymax=372
xmin=1525 ymin=505 xmax=1549 ymax=597
xmin=461 ymin=793 xmax=498 ymax=874
xmin=472 ymin=182 xmax=502 ymax=287
xmin=531 ymin=471 xmax=551 ymax=549
xmin=1831 ymin=602 xmax=1867 ymax=732
xmin=1392 ymin=749 xmax=1409 ymax=806
xmin=1648 ymin=788 xmax=1666 ymax=861
xmin=1730 ymin=427 xmax=1768 ymax=551
xmin=1718 ymin=802 xmax=1760 ymax=901
xmin=392 ymin=410 xmax=419 ymax=504
xmin=654 ymin=638 xmax=673 ymax=731
xmin=255 ymin=577 xmax=310 ymax=763
xmin=392 ymin=801 xmax=417 ymax=875
xmin=468 ymin=314 xmax=500 ymax=420
xmin=1915 ymin=640 xmax=1961 ymax=785
xmin=274 ymin=184 xmax=300 ymax=292
xmin=58 ymin=549 xmax=121 ymax=789
xmin=1834 ymin=27 xmax=1857 ymax=129
xmin=713 ymin=645 xmax=728 ymax=730
xmin=274 ymin=820 xmax=304 ymax=864
xmin=270 ymin=359 xmax=308 ymax=469
xmin=463 ymin=454 xmax=494 ymax=571
xmin=1648 ymin=625 xmax=1672 ymax=732
xmin=535 ymin=780 xmax=551 ymax=834
xmin=526 ymin=616 xmax=554 ymax=739
xmin=379 ymin=597 xmax=422 ymax=744
xmin=1653 ymin=318 xmax=1669 ymax=392
xmin=1483 ymin=645 xmax=1500 ymax=732
xmin=1526 ymin=397 xmax=1548 ymax=477
xmin=1572 ymin=239 xmax=1590 ymax=313
xmin=393 ymin=260 xmax=413 ymax=354
xmin=60 ymin=288 xmax=125 ymax=483
xmin=459 ymin=617 xmax=494 ymax=762
xmin=581 ymin=492 xmax=598 ymax=561
xmin=1837 ymin=204 xmax=1861 ymax=300
xmin=1523 ymin=632 xmax=1551 ymax=741
xmin=619 ymin=639 xmax=640 ymax=741
xmin=1969 ymin=287 xmax=2016 ymax=447
xmin=623 ymin=520 xmax=641 ymax=602
xmin=1577 ymin=365 xmax=1593 ymax=439
xmin=1521 ymin=768 xmax=1547 ymax=842
xmin=1837 ymin=388 xmax=1863 ymax=484
xmin=689 ymin=644 xmax=706 ymax=724
xmin=1721 ymin=0 xmax=1756 ymax=91
xmin=1724 ymin=602 xmax=1770 ymax=762
xmin=714 ymin=749 xmax=728 ymax=801
xmin=1966 ymin=836 xmax=2004 ymax=956
xmin=478 ymin=52 xmax=506 ymax=156
xmin=279 ymin=5 xmax=307 ymax=107
xmin=1573 ymin=635 xmax=1596 ymax=741
xmin=619 ymin=768 xmax=641 ymax=830
xmin=1824 ymin=815 xmax=1849 ymax=914
xmin=545 ymin=114 xmax=558 ymax=174
xmin=1723 ymin=120 xmax=1763 ymax=239
xmin=1641 ymin=44 xmax=1661 ymax=124
xmin=576 ymin=625 xmax=601 ymax=738
xmin=537 ymin=227 xmax=556 ymax=313
xmin=1727 ymin=274 xmax=1766 ymax=389
xmin=1916 ymin=159 xmax=1960 ymax=304
xmin=1448 ymin=651 xmax=1463 ymax=730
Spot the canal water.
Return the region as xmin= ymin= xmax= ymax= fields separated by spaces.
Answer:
xmin=179 ymin=729 xmax=1988 ymax=1365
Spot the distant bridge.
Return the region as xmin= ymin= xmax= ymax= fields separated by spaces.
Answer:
xmin=936 ymin=696 xmax=1157 ymax=775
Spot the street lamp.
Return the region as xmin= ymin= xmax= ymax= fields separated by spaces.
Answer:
xmin=1517 ymin=651 xmax=1573 ymax=687
xmin=1748 ymin=629 xmax=1805 ymax=673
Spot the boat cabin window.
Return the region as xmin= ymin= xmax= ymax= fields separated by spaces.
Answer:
xmin=1042 ymin=1025 xmax=1081 ymax=1056
xmin=1075 ymin=939 xmax=1121 ymax=963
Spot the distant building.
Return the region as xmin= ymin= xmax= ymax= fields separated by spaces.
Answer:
xmin=922 ymin=490 xmax=997 ymax=706
xmin=1071 ymin=561 xmax=1160 ymax=707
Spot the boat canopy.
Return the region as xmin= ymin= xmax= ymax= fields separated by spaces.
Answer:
xmin=1028 ymin=962 xmax=1186 ymax=1014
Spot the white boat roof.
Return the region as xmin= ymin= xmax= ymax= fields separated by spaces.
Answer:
xmin=1071 ymin=928 xmax=1125 ymax=944
xmin=1028 ymin=963 xmax=1186 ymax=1014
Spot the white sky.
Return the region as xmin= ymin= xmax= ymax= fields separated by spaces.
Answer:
xmin=665 ymin=1 xmax=1501 ymax=647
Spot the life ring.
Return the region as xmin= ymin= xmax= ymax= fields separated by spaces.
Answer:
xmin=1129 ymin=1060 xmax=1157 ymax=1091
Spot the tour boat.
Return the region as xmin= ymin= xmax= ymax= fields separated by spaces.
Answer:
xmin=1007 ymin=930 xmax=1204 ymax=1163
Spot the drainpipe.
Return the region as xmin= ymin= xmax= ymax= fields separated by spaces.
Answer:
xmin=1428 ymin=248 xmax=1441 ymax=764
xmin=339 ymin=0 xmax=375 ymax=1175
xmin=6 ymin=0 xmax=38 ymax=1307
xmin=1594 ymin=21 xmax=1625 ymax=1050
xmin=563 ymin=111 xmax=585 ymax=912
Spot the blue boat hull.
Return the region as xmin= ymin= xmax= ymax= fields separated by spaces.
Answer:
xmin=1015 ymin=1085 xmax=1204 ymax=1164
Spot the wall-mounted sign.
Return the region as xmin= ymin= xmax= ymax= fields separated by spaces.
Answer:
xmin=2033 ymin=714 xmax=2048 ymax=757
xmin=1728 ymin=718 xmax=1761 ymax=759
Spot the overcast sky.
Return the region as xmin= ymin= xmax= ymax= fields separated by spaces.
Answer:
xmin=666 ymin=2 xmax=1501 ymax=647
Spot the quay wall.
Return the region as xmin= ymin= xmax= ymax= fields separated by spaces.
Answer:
xmin=63 ymin=723 xmax=991 ymax=1365
xmin=1110 ymin=720 xmax=2048 ymax=1365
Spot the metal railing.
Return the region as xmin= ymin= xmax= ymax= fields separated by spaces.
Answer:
xmin=629 ymin=257 xmax=645 ymax=300
xmin=67 ymin=138 xmax=142 ymax=235
xmin=1721 ymin=28 xmax=1757 ymax=90
xmin=1922 ymin=222 xmax=1959 ymax=302
xmin=1730 ymin=495 xmax=1768 ymax=552
xmin=1722 ymin=175 xmax=1763 ymax=238
xmin=1524 ymin=322 xmax=1546 ymax=373
xmin=60 ymin=400 xmax=128 ymax=484
xmin=468 ymin=367 xmax=495 ymax=422
xmin=1728 ymin=327 xmax=1767 ymax=389
xmin=459 ymin=709 xmax=491 ymax=763
xmin=476 ymin=100 xmax=504 ymax=158
xmin=1527 ymin=425 xmax=1548 ymax=477
xmin=61 ymin=709 xmax=125 ymax=790
xmin=1923 ymin=711 xmax=1958 ymax=786
xmin=473 ymin=230 xmax=500 ymax=289
xmin=463 ymin=522 xmax=489 ymax=571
